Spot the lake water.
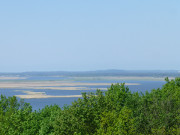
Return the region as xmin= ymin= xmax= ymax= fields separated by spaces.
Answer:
xmin=0 ymin=79 xmax=166 ymax=111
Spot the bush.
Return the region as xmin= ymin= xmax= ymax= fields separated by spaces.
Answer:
xmin=0 ymin=78 xmax=180 ymax=134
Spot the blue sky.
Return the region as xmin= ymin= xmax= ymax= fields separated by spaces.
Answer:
xmin=0 ymin=0 xmax=180 ymax=72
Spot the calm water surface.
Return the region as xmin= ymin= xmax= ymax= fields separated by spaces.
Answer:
xmin=0 ymin=80 xmax=166 ymax=110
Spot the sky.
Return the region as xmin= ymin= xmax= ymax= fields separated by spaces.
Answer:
xmin=0 ymin=0 xmax=180 ymax=72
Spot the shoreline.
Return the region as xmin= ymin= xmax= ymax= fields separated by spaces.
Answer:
xmin=0 ymin=81 xmax=140 ymax=90
xmin=15 ymin=94 xmax=82 ymax=99
xmin=15 ymin=90 xmax=82 ymax=99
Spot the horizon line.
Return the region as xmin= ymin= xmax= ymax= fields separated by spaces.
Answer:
xmin=0 ymin=69 xmax=179 ymax=74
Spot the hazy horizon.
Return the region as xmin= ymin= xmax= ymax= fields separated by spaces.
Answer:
xmin=0 ymin=69 xmax=179 ymax=74
xmin=0 ymin=1 xmax=179 ymax=72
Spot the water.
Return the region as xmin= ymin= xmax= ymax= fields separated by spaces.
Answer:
xmin=0 ymin=79 xmax=166 ymax=111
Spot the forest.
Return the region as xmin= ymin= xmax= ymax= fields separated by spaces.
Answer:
xmin=0 ymin=77 xmax=180 ymax=135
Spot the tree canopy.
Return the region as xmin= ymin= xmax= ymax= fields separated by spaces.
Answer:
xmin=0 ymin=78 xmax=180 ymax=134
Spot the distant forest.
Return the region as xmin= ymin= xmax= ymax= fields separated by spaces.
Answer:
xmin=0 ymin=70 xmax=180 ymax=77
xmin=0 ymin=77 xmax=180 ymax=134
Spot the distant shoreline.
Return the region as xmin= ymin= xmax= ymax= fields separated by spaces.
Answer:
xmin=15 ymin=90 xmax=82 ymax=99
xmin=0 ymin=75 xmax=173 ymax=99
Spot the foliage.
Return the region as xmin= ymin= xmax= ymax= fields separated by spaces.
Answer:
xmin=0 ymin=78 xmax=180 ymax=134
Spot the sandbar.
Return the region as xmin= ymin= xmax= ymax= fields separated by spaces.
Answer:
xmin=71 ymin=76 xmax=174 ymax=81
xmin=15 ymin=90 xmax=82 ymax=99
xmin=0 ymin=81 xmax=140 ymax=90
xmin=0 ymin=76 xmax=27 ymax=80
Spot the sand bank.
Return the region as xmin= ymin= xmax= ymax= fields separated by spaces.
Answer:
xmin=71 ymin=76 xmax=174 ymax=81
xmin=0 ymin=81 xmax=140 ymax=89
xmin=0 ymin=76 xmax=26 ymax=80
xmin=15 ymin=90 xmax=82 ymax=99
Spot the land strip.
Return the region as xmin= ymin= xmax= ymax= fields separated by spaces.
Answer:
xmin=15 ymin=90 xmax=82 ymax=99
xmin=0 ymin=81 xmax=140 ymax=90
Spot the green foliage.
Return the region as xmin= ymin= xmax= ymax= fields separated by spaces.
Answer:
xmin=0 ymin=78 xmax=180 ymax=134
xmin=97 ymin=111 xmax=117 ymax=134
xmin=115 ymin=106 xmax=135 ymax=135
xmin=97 ymin=107 xmax=135 ymax=135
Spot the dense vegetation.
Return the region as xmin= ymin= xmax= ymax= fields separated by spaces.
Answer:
xmin=0 ymin=78 xmax=180 ymax=134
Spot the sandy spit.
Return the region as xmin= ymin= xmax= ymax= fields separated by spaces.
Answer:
xmin=15 ymin=95 xmax=82 ymax=99
xmin=15 ymin=90 xmax=82 ymax=99
xmin=0 ymin=81 xmax=140 ymax=89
